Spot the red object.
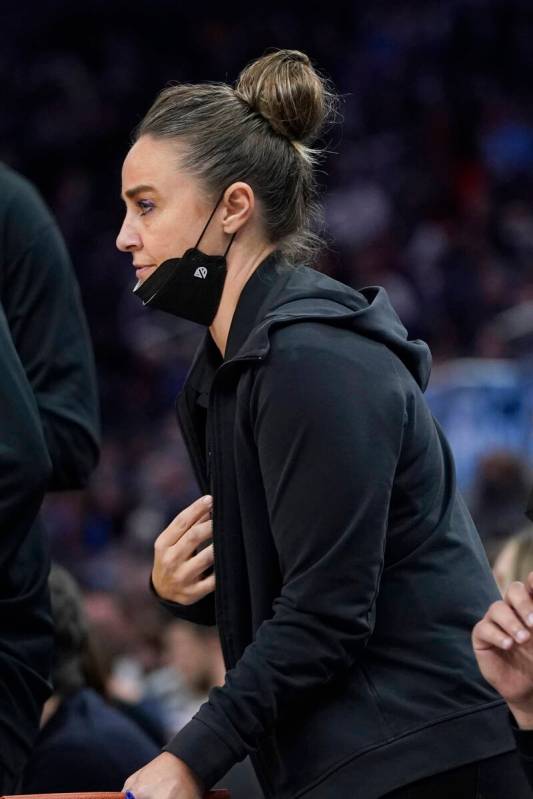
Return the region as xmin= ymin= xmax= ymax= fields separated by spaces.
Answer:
xmin=1 ymin=793 xmax=230 ymax=799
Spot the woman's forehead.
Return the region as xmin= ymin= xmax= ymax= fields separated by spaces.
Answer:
xmin=121 ymin=135 xmax=182 ymax=193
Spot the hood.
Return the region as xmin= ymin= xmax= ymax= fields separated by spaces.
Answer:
xmin=232 ymin=261 xmax=432 ymax=391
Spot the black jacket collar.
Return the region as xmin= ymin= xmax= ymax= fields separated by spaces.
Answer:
xmin=183 ymin=249 xmax=288 ymax=404
xmin=224 ymin=249 xmax=289 ymax=361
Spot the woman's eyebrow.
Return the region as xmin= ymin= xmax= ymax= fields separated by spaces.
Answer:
xmin=122 ymin=184 xmax=157 ymax=200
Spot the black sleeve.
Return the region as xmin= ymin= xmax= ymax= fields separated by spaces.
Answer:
xmin=0 ymin=303 xmax=51 ymax=565
xmin=0 ymin=171 xmax=100 ymax=490
xmin=149 ymin=576 xmax=216 ymax=626
xmin=510 ymin=714 xmax=533 ymax=791
xmin=165 ymin=333 xmax=406 ymax=787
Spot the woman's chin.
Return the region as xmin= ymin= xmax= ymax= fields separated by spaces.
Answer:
xmin=134 ymin=265 xmax=158 ymax=283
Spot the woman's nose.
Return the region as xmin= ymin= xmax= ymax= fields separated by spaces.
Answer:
xmin=116 ymin=218 xmax=142 ymax=253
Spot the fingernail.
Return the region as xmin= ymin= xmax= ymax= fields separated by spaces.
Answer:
xmin=516 ymin=629 xmax=529 ymax=643
xmin=126 ymin=792 xmax=136 ymax=799
xmin=203 ymin=495 xmax=213 ymax=505
xmin=527 ymin=613 xmax=533 ymax=627
xmin=502 ymin=637 xmax=513 ymax=649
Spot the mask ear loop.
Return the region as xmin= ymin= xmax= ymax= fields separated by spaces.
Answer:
xmin=224 ymin=231 xmax=237 ymax=257
xmin=195 ymin=189 xmax=226 ymax=249
xmin=195 ymin=189 xmax=238 ymax=257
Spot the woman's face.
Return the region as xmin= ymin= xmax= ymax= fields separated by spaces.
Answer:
xmin=116 ymin=134 xmax=214 ymax=284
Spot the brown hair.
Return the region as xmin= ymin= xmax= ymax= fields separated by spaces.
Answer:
xmin=135 ymin=49 xmax=337 ymax=262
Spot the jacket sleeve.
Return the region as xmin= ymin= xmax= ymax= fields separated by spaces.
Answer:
xmin=165 ymin=332 xmax=406 ymax=786
xmin=510 ymin=714 xmax=533 ymax=791
xmin=1 ymin=176 xmax=100 ymax=490
xmin=150 ymin=577 xmax=216 ymax=626
xmin=0 ymin=303 xmax=52 ymax=565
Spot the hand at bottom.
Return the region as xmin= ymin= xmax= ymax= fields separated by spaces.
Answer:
xmin=123 ymin=751 xmax=204 ymax=799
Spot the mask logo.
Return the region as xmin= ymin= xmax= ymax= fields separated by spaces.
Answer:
xmin=194 ymin=266 xmax=208 ymax=279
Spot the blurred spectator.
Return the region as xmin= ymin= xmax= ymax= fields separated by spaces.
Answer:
xmin=22 ymin=565 xmax=160 ymax=792
xmin=82 ymin=587 xmax=168 ymax=746
xmin=470 ymin=452 xmax=532 ymax=549
xmin=145 ymin=621 xmax=223 ymax=737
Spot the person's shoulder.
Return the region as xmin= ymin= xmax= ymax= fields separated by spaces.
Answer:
xmin=255 ymin=322 xmax=404 ymax=423
xmin=268 ymin=317 xmax=393 ymax=371
xmin=0 ymin=162 xmax=45 ymax=207
xmin=0 ymin=161 xmax=55 ymax=234
xmin=0 ymin=163 xmax=70 ymax=273
xmin=33 ymin=690 xmax=159 ymax=777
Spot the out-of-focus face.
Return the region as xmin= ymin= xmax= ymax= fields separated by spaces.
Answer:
xmin=116 ymin=134 xmax=215 ymax=284
xmin=163 ymin=621 xmax=209 ymax=694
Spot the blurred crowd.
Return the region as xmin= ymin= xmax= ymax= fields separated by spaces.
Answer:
xmin=2 ymin=0 xmax=533 ymax=776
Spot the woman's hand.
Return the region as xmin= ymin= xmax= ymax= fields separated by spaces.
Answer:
xmin=123 ymin=751 xmax=203 ymax=799
xmin=472 ymin=574 xmax=533 ymax=728
xmin=152 ymin=495 xmax=215 ymax=605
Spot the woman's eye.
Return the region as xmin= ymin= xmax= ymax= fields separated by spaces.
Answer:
xmin=137 ymin=200 xmax=155 ymax=216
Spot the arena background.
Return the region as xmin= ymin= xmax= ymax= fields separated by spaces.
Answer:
xmin=2 ymin=0 xmax=532 ymax=743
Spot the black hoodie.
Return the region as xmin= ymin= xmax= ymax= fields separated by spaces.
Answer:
xmin=158 ymin=251 xmax=515 ymax=799
xmin=0 ymin=164 xmax=100 ymax=786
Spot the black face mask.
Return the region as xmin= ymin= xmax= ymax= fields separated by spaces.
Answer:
xmin=132 ymin=193 xmax=235 ymax=326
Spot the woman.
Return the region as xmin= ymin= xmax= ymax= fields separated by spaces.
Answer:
xmin=117 ymin=51 xmax=526 ymax=799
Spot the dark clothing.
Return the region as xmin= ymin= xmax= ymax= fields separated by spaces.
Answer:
xmin=512 ymin=717 xmax=533 ymax=792
xmin=113 ymin=698 xmax=168 ymax=748
xmin=22 ymin=688 xmax=159 ymax=792
xmin=382 ymin=750 xmax=531 ymax=798
xmin=0 ymin=300 xmax=51 ymax=791
xmin=0 ymin=163 xmax=100 ymax=489
xmin=214 ymin=758 xmax=264 ymax=799
xmin=160 ymin=251 xmax=515 ymax=798
xmin=0 ymin=164 xmax=100 ymax=779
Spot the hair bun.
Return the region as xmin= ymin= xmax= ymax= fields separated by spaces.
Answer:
xmin=235 ymin=49 xmax=331 ymax=144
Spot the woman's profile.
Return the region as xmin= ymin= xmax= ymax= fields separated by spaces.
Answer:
xmin=116 ymin=50 xmax=527 ymax=799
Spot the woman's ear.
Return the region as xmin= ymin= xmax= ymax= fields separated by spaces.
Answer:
xmin=222 ymin=182 xmax=255 ymax=234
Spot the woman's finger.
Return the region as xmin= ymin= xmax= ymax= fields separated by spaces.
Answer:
xmin=505 ymin=581 xmax=533 ymax=629
xmin=182 ymin=572 xmax=216 ymax=604
xmin=157 ymin=496 xmax=212 ymax=548
xmin=193 ymin=572 xmax=216 ymax=600
xmin=487 ymin=599 xmax=530 ymax=643
xmin=182 ymin=543 xmax=215 ymax=581
xmin=473 ymin=618 xmax=514 ymax=651
xmin=173 ymin=519 xmax=213 ymax=559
